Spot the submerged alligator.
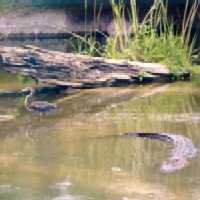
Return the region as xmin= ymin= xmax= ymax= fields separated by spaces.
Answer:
xmin=113 ymin=132 xmax=198 ymax=173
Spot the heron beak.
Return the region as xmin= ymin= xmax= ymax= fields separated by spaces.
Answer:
xmin=22 ymin=88 xmax=27 ymax=92
xmin=22 ymin=88 xmax=31 ymax=94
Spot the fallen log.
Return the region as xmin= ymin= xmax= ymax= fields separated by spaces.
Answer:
xmin=0 ymin=45 xmax=190 ymax=89
xmin=0 ymin=85 xmax=75 ymax=98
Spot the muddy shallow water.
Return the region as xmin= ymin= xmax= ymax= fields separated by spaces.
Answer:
xmin=0 ymin=71 xmax=200 ymax=200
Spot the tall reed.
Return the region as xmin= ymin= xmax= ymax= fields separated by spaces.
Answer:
xmin=68 ymin=0 xmax=199 ymax=72
xmin=103 ymin=0 xmax=199 ymax=71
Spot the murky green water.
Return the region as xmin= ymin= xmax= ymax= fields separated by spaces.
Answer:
xmin=0 ymin=70 xmax=200 ymax=200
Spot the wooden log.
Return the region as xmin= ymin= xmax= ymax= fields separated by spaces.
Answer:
xmin=0 ymin=45 xmax=189 ymax=89
xmin=0 ymin=85 xmax=75 ymax=98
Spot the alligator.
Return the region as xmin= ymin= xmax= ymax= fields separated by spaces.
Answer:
xmin=114 ymin=132 xmax=198 ymax=173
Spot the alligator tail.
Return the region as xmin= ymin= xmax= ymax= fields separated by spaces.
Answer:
xmin=121 ymin=132 xmax=173 ymax=142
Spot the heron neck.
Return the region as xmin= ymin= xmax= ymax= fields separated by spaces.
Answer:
xmin=25 ymin=92 xmax=33 ymax=107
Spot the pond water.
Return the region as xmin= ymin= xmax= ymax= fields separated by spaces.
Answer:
xmin=0 ymin=70 xmax=200 ymax=200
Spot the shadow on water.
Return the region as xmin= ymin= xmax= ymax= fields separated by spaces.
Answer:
xmin=0 ymin=70 xmax=200 ymax=200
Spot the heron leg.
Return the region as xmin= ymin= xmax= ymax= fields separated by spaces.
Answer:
xmin=40 ymin=112 xmax=45 ymax=117
xmin=25 ymin=116 xmax=34 ymax=141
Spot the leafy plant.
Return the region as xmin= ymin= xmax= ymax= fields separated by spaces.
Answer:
xmin=68 ymin=32 xmax=103 ymax=56
xmin=103 ymin=0 xmax=199 ymax=72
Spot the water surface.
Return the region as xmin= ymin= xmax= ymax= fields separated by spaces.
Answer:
xmin=0 ymin=72 xmax=200 ymax=200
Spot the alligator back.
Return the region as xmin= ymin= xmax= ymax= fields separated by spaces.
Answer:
xmin=120 ymin=132 xmax=197 ymax=173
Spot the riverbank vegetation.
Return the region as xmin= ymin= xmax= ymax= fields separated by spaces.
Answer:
xmin=72 ymin=0 xmax=199 ymax=73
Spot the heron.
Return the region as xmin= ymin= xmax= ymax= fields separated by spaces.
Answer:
xmin=23 ymin=87 xmax=58 ymax=115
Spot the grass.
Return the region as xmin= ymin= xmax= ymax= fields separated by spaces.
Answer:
xmin=68 ymin=32 xmax=103 ymax=56
xmin=71 ymin=0 xmax=199 ymax=73
xmin=104 ymin=0 xmax=199 ymax=72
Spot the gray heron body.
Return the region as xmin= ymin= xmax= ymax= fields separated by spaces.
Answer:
xmin=23 ymin=87 xmax=58 ymax=115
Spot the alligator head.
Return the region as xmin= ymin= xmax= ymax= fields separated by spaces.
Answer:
xmin=160 ymin=156 xmax=188 ymax=173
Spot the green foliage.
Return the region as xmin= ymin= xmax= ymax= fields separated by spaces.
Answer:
xmin=69 ymin=33 xmax=103 ymax=56
xmin=69 ymin=0 xmax=199 ymax=72
xmin=138 ymin=71 xmax=146 ymax=82
xmin=103 ymin=0 xmax=199 ymax=72
xmin=16 ymin=74 xmax=35 ymax=85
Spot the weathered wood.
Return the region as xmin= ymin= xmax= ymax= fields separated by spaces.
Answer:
xmin=0 ymin=85 xmax=74 ymax=98
xmin=0 ymin=45 xmax=189 ymax=89
xmin=0 ymin=115 xmax=15 ymax=122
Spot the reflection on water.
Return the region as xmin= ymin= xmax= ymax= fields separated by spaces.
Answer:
xmin=0 ymin=72 xmax=200 ymax=200
xmin=0 ymin=69 xmax=36 ymax=91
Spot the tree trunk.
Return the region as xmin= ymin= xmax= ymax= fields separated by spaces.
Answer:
xmin=0 ymin=45 xmax=189 ymax=89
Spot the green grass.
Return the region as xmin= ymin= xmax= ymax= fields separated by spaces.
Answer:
xmin=71 ymin=0 xmax=199 ymax=73
xmin=68 ymin=32 xmax=103 ymax=56
xmin=103 ymin=0 xmax=199 ymax=72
